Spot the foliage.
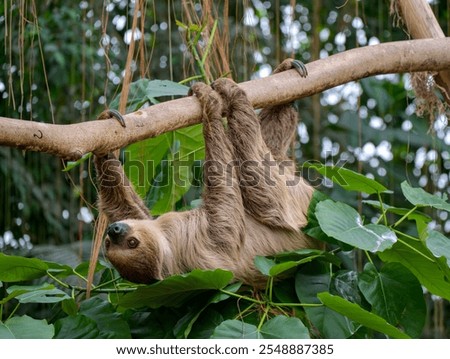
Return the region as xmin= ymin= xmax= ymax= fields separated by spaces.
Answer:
xmin=1 ymin=165 xmax=448 ymax=338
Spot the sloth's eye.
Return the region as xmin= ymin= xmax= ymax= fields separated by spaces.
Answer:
xmin=127 ymin=238 xmax=139 ymax=249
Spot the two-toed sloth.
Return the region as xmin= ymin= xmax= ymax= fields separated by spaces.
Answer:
xmin=94 ymin=59 xmax=318 ymax=288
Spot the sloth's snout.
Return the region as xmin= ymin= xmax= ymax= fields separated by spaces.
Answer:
xmin=107 ymin=222 xmax=130 ymax=244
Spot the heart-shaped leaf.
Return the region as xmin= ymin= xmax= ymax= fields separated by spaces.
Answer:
xmin=315 ymin=200 xmax=397 ymax=252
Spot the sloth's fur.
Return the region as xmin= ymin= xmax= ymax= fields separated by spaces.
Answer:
xmin=94 ymin=60 xmax=318 ymax=287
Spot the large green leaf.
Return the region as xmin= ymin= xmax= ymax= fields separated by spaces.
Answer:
xmin=0 ymin=316 xmax=54 ymax=339
xmin=317 ymin=293 xmax=410 ymax=339
xmin=6 ymin=283 xmax=70 ymax=304
xmin=401 ymin=181 xmax=450 ymax=212
xmin=124 ymin=308 xmax=180 ymax=339
xmin=114 ymin=269 xmax=233 ymax=308
xmin=0 ymin=253 xmax=48 ymax=282
xmin=79 ymin=297 xmax=131 ymax=339
xmin=259 ymin=316 xmax=310 ymax=339
xmin=315 ymin=200 xmax=397 ymax=252
xmin=54 ymin=315 xmax=100 ymax=339
xmin=379 ymin=238 xmax=450 ymax=301
xmin=210 ymin=316 xmax=309 ymax=339
xmin=211 ymin=320 xmax=260 ymax=339
xmin=304 ymin=190 xmax=347 ymax=247
xmin=146 ymin=79 xmax=190 ymax=97
xmin=426 ymin=230 xmax=450 ymax=267
xmin=173 ymin=282 xmax=241 ymax=339
xmin=113 ymin=78 xmax=203 ymax=215
xmin=126 ymin=124 xmax=205 ymax=215
xmin=149 ymin=125 xmax=204 ymax=215
xmin=109 ymin=79 xmax=189 ymax=112
xmin=305 ymin=163 xmax=388 ymax=194
xmin=358 ymin=263 xmax=425 ymax=338
xmin=54 ymin=297 xmax=131 ymax=339
xmin=124 ymin=135 xmax=170 ymax=198
xmin=295 ymin=267 xmax=357 ymax=338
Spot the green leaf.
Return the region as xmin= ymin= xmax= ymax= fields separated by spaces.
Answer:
xmin=61 ymin=298 xmax=79 ymax=316
xmin=363 ymin=200 xmax=431 ymax=239
xmin=109 ymin=79 xmax=151 ymax=112
xmin=358 ymin=263 xmax=425 ymax=338
xmin=124 ymin=135 xmax=170 ymax=198
xmin=260 ymin=316 xmax=310 ymax=339
xmin=146 ymin=79 xmax=189 ymax=97
xmin=173 ymin=282 xmax=241 ymax=339
xmin=124 ymin=308 xmax=179 ymax=339
xmin=150 ymin=125 xmax=205 ymax=215
xmin=0 ymin=253 xmax=48 ymax=282
xmin=305 ymin=163 xmax=388 ymax=194
xmin=401 ymin=181 xmax=450 ymax=212
xmin=125 ymin=124 xmax=205 ymax=215
xmin=109 ymin=79 xmax=189 ymax=112
xmin=254 ymin=256 xmax=276 ymax=276
xmin=6 ymin=283 xmax=70 ymax=304
xmin=211 ymin=320 xmax=260 ymax=339
xmin=73 ymin=261 xmax=106 ymax=277
xmin=54 ymin=315 xmax=100 ymax=339
xmin=255 ymin=249 xmax=340 ymax=278
xmin=426 ymin=230 xmax=450 ymax=267
xmin=315 ymin=200 xmax=397 ymax=252
xmin=114 ymin=269 xmax=233 ymax=308
xmin=317 ymin=292 xmax=410 ymax=339
xmin=45 ymin=261 xmax=74 ymax=278
xmin=295 ymin=266 xmax=357 ymax=338
xmin=187 ymin=309 xmax=224 ymax=339
xmin=0 ymin=316 xmax=54 ymax=339
xmin=304 ymin=190 xmax=344 ymax=246
xmin=379 ymin=238 xmax=450 ymax=301
xmin=79 ymin=297 xmax=131 ymax=339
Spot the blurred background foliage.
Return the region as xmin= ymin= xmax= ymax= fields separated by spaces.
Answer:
xmin=0 ymin=0 xmax=449 ymax=335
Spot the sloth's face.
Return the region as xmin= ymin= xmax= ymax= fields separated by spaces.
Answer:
xmin=105 ymin=219 xmax=164 ymax=283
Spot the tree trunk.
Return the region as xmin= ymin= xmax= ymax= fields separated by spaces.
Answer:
xmin=0 ymin=38 xmax=449 ymax=160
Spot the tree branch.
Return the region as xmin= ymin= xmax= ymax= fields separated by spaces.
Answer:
xmin=394 ymin=0 xmax=450 ymax=104
xmin=1 ymin=38 xmax=449 ymax=160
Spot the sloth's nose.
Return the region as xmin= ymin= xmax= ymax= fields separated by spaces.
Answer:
xmin=107 ymin=222 xmax=130 ymax=243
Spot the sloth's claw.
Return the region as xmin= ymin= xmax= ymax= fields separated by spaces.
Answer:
xmin=97 ymin=109 xmax=126 ymax=128
xmin=291 ymin=59 xmax=308 ymax=78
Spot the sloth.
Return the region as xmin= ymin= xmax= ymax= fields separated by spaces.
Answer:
xmin=94 ymin=59 xmax=318 ymax=287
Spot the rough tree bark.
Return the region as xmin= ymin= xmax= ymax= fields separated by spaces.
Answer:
xmin=0 ymin=38 xmax=449 ymax=160
xmin=393 ymin=0 xmax=450 ymax=104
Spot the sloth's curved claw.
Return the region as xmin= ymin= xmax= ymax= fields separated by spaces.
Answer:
xmin=291 ymin=59 xmax=308 ymax=78
xmin=97 ymin=109 xmax=126 ymax=128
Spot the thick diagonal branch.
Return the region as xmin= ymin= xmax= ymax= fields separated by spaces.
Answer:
xmin=0 ymin=38 xmax=449 ymax=160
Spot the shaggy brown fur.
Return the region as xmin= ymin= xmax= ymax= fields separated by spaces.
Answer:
xmin=94 ymin=59 xmax=318 ymax=287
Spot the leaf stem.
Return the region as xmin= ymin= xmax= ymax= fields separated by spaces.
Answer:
xmin=46 ymin=271 xmax=70 ymax=289
xmin=271 ymin=302 xmax=323 ymax=308
xmin=257 ymin=305 xmax=271 ymax=331
xmin=219 ymin=289 xmax=266 ymax=305
xmin=396 ymin=238 xmax=435 ymax=262
xmin=393 ymin=206 xmax=418 ymax=228
xmin=377 ymin=192 xmax=388 ymax=226
xmin=392 ymin=229 xmax=420 ymax=242
xmin=7 ymin=302 xmax=20 ymax=321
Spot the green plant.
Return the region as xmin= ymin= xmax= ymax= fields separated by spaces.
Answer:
xmin=1 ymin=161 xmax=449 ymax=338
